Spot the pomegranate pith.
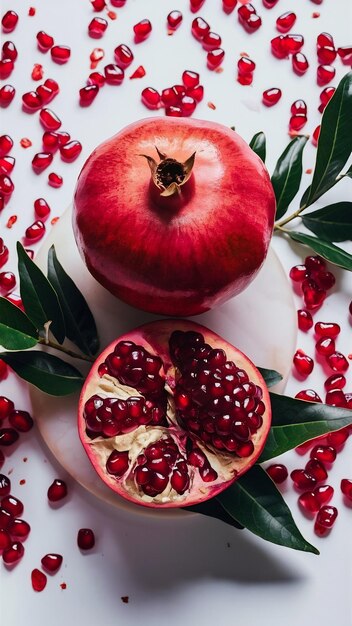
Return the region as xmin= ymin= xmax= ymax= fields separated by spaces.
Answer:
xmin=78 ymin=320 xmax=271 ymax=508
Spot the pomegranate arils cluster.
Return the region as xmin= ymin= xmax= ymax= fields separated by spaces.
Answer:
xmin=142 ymin=71 xmax=203 ymax=117
xmin=1 ymin=491 xmax=30 ymax=565
xmin=238 ymin=3 xmax=262 ymax=34
xmin=290 ymin=255 xmax=335 ymax=310
xmin=191 ymin=17 xmax=224 ymax=70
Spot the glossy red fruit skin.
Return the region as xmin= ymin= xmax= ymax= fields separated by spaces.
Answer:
xmin=73 ymin=118 xmax=276 ymax=316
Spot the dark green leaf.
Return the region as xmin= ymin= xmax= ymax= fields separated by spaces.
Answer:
xmin=272 ymin=136 xmax=308 ymax=220
xmin=302 ymin=202 xmax=352 ymax=242
xmin=302 ymin=71 xmax=352 ymax=208
xmin=17 ymin=242 xmax=66 ymax=344
xmin=217 ymin=466 xmax=318 ymax=554
xmin=47 ymin=246 xmax=99 ymax=356
xmin=257 ymin=367 xmax=283 ymax=388
xmin=249 ymin=132 xmax=266 ymax=163
xmin=0 ymin=350 xmax=84 ymax=395
xmin=260 ymin=393 xmax=352 ymax=461
xmin=184 ymin=500 xmax=244 ymax=529
xmin=288 ymin=232 xmax=352 ymax=270
xmin=0 ymin=298 xmax=38 ymax=349
xmin=345 ymin=163 xmax=352 ymax=178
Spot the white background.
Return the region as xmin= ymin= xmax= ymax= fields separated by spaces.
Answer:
xmin=1 ymin=0 xmax=352 ymax=625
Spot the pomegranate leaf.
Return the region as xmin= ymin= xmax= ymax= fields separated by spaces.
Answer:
xmin=0 ymin=350 xmax=84 ymax=395
xmin=185 ymin=500 xmax=244 ymax=529
xmin=0 ymin=297 xmax=38 ymax=349
xmin=249 ymin=131 xmax=266 ymax=163
xmin=271 ymin=136 xmax=308 ymax=220
xmin=287 ymin=232 xmax=352 ymax=271
xmin=259 ymin=393 xmax=352 ymax=461
xmin=301 ymin=70 xmax=352 ymax=208
xmin=257 ymin=367 xmax=282 ymax=388
xmin=47 ymin=246 xmax=99 ymax=356
xmin=17 ymin=242 xmax=66 ymax=344
xmin=217 ymin=465 xmax=319 ymax=554
xmin=301 ymin=202 xmax=352 ymax=242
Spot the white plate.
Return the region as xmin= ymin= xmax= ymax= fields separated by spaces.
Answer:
xmin=30 ymin=206 xmax=296 ymax=515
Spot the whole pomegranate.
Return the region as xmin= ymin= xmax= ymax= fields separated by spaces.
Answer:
xmin=73 ymin=117 xmax=275 ymax=316
xmin=78 ymin=320 xmax=271 ymax=508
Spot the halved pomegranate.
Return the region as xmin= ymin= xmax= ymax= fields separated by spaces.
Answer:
xmin=78 ymin=320 xmax=271 ymax=508
xmin=73 ymin=117 xmax=275 ymax=316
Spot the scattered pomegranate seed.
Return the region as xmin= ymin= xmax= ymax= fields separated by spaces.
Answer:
xmin=31 ymin=569 xmax=47 ymax=592
xmin=297 ymin=309 xmax=313 ymax=332
xmin=39 ymin=109 xmax=62 ymax=131
xmin=51 ymin=45 xmax=71 ymax=64
xmin=1 ymin=495 xmax=24 ymax=517
xmin=104 ymin=64 xmax=124 ymax=85
xmin=263 ymin=0 xmax=279 ymax=6
xmin=262 ymin=87 xmax=282 ymax=106
xmin=292 ymin=52 xmax=309 ymax=75
xmin=290 ymin=264 xmax=308 ymax=281
xmin=271 ymin=35 xmax=288 ymax=59
xmin=305 ymin=459 xmax=328 ymax=482
xmin=222 ymin=0 xmax=237 ymax=14
xmin=327 ymin=427 xmax=350 ymax=447
xmin=6 ymin=215 xmax=17 ymax=228
xmin=2 ymin=41 xmax=18 ymax=61
xmin=295 ymin=389 xmax=322 ymax=402
xmin=9 ymin=410 xmax=34 ymax=432
xmin=36 ymin=31 xmax=54 ymax=52
xmin=87 ymin=71 xmax=105 ymax=87
xmin=337 ymin=46 xmax=352 ymax=65
xmin=114 ymin=44 xmax=134 ymax=68
xmin=47 ymin=479 xmax=68 ymax=502
xmin=0 ymin=156 xmax=15 ymax=174
xmin=317 ymin=64 xmax=335 ymax=86
xmin=133 ymin=19 xmax=152 ymax=42
xmin=41 ymin=553 xmax=63 ymax=573
xmin=191 ymin=17 xmax=210 ymax=41
xmin=190 ymin=0 xmax=206 ymax=11
xmin=60 ymin=140 xmax=82 ymax=162
xmin=31 ymin=64 xmax=43 ymax=81
xmin=340 ymin=479 xmax=352 ymax=501
xmin=2 ymin=541 xmax=24 ymax=564
xmin=202 ymin=32 xmax=222 ymax=52
xmin=77 ymin=528 xmax=95 ymax=550
xmin=20 ymin=138 xmax=32 ymax=149
xmin=22 ymin=91 xmax=42 ymax=111
xmin=0 ymin=173 xmax=14 ymax=197
xmin=32 ymin=152 xmax=53 ymax=174
xmin=0 ymin=529 xmax=11 ymax=551
xmin=8 ymin=518 xmax=31 ymax=539
xmin=310 ymin=445 xmax=336 ymax=464
xmin=79 ymin=85 xmax=99 ymax=106
xmin=0 ymin=84 xmax=16 ymax=107
xmin=0 ymin=271 xmax=16 ymax=296
xmin=60 ymin=582 xmax=67 ymax=590
xmin=298 ymin=490 xmax=319 ymax=513
xmin=266 ymin=464 xmax=288 ymax=483
xmin=167 ymin=10 xmax=183 ymax=30
xmin=165 ymin=105 xmax=183 ymax=117
xmin=141 ymin=87 xmax=161 ymax=110
xmin=90 ymin=47 xmax=104 ymax=67
xmin=106 ymin=10 xmax=117 ymax=20
xmin=91 ymin=0 xmax=106 ymax=9
xmin=312 ymin=125 xmax=321 ymax=147
xmin=129 ymin=65 xmax=146 ymax=80
xmin=0 ymin=474 xmax=11 ymax=496
xmin=327 ymin=352 xmax=349 ymax=373
xmin=316 ymin=336 xmax=335 ymax=357
xmin=238 ymin=4 xmax=262 ymax=33
xmin=289 ymin=115 xmax=307 ymax=131
xmin=293 ymin=349 xmax=314 ymax=377
xmin=317 ymin=45 xmax=337 ymax=65
xmin=0 ymin=239 xmax=9 ymax=268
xmin=325 ymin=389 xmax=347 ymax=407
xmin=291 ymin=469 xmax=317 ymax=490
xmin=28 ymin=7 xmax=36 ymax=16
xmin=317 ymin=32 xmax=334 ymax=47
xmin=1 ymin=10 xmax=19 ymax=33
xmin=315 ymin=505 xmax=338 ymax=535
xmin=48 ymin=172 xmax=63 ymax=188
xmin=0 ymin=135 xmax=13 ymax=157
xmin=276 ymin=12 xmax=296 ymax=33
xmin=324 ymin=374 xmax=346 ymax=391
xmin=0 ymin=59 xmax=14 ymax=80
xmin=207 ymin=48 xmax=225 ymax=70
xmin=88 ymin=17 xmax=108 ymax=38
xmin=315 ymin=321 xmax=340 ymax=338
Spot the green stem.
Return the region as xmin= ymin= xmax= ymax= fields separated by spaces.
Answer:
xmin=38 ymin=338 xmax=95 ymax=363
xmin=274 ymin=204 xmax=307 ymax=230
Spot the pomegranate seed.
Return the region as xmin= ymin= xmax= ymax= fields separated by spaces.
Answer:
xmin=305 ymin=459 xmax=328 ymax=482
xmin=319 ymin=86 xmax=335 ymax=113
xmin=91 ymin=0 xmax=106 ymax=9
xmin=190 ymin=0 xmax=205 ymax=11
xmin=289 ymin=115 xmax=307 ymax=131
xmin=31 ymin=569 xmax=47 ymax=592
xmin=302 ymin=279 xmax=326 ymax=310
xmin=325 ymin=374 xmax=346 ymax=391
xmin=45 ymin=78 xmax=59 ymax=95
xmin=310 ymin=445 xmax=336 ymax=464
xmin=33 ymin=198 xmax=51 ymax=221
xmin=47 ymin=479 xmax=67 ymax=502
xmin=327 ymin=427 xmax=350 ymax=448
xmin=87 ymin=71 xmax=105 ymax=87
xmin=167 ymin=11 xmax=183 ymax=30
xmin=271 ymin=35 xmax=288 ymax=59
xmin=317 ymin=32 xmax=334 ymax=47
xmin=0 ymin=173 xmax=14 ymax=197
xmin=292 ymin=52 xmax=309 ymax=76
xmin=88 ymin=17 xmax=107 ymax=38
xmin=202 ymin=32 xmax=222 ymax=52
xmin=289 ymin=264 xmax=307 ymax=281
xmin=48 ymin=172 xmax=63 ymax=188
xmin=0 ymin=529 xmax=11 ymax=551
xmin=0 ymin=59 xmax=14 ymax=80
xmin=316 ymin=337 xmax=335 ymax=357
xmin=291 ymin=100 xmax=307 ymax=116
xmin=0 ymin=474 xmax=11 ymax=496
xmin=165 ymin=106 xmax=183 ymax=117
xmin=1 ymin=495 xmax=23 ymax=517
xmin=337 ymin=46 xmax=352 ymax=65
xmin=2 ymin=541 xmax=24 ymax=564
xmin=2 ymin=41 xmax=17 ymax=61
xmin=293 ymin=349 xmax=314 ymax=377
xmin=299 ymin=490 xmax=319 ymax=513
xmin=0 ymin=156 xmax=15 ymax=175
xmin=106 ymin=450 xmax=129 ymax=476
xmin=141 ymin=87 xmax=161 ymax=110
xmin=0 ymin=506 xmax=12 ymax=528
xmin=0 ymin=135 xmax=13 ymax=157
xmin=23 ymin=91 xmax=42 ymax=113
xmin=295 ymin=389 xmax=322 ymax=402
xmin=41 ymin=553 xmax=63 ymax=573
xmin=276 ymin=11 xmax=296 ymax=33
xmin=133 ymin=19 xmax=152 ymax=42
xmin=341 ymin=479 xmax=352 ymax=501
xmin=39 ymin=109 xmax=61 ymax=131
xmin=317 ymin=45 xmax=337 ymax=65
xmin=315 ymin=484 xmax=334 ymax=506
xmin=207 ymin=48 xmax=225 ymax=70
xmin=182 ymin=70 xmax=199 ymax=89
xmin=60 ymin=141 xmax=82 ymax=162
xmin=0 ymin=272 xmax=16 ymax=296
xmin=291 ymin=469 xmax=317 ymax=490
xmin=325 ymin=389 xmax=347 ymax=407
xmin=222 ymin=0 xmax=237 ymax=14
xmin=191 ymin=17 xmax=210 ymax=41
xmin=238 ymin=72 xmax=254 ymax=86
xmin=297 ymin=309 xmax=313 ymax=332
xmin=238 ymin=56 xmax=256 ymax=74
xmin=285 ymin=34 xmax=304 ymax=54
xmin=266 ymin=464 xmax=288 ymax=484
xmin=327 ymin=352 xmax=349 ymax=373
xmin=316 ymin=505 xmax=338 ymax=529
xmin=79 ymin=85 xmax=99 ymax=106
xmin=0 ymin=84 xmax=15 ymax=107
xmin=51 ymin=45 xmax=71 ymax=64
xmin=312 ymin=126 xmax=321 ymax=147
xmin=32 ymin=153 xmax=53 ymax=174
xmin=1 ymin=10 xmax=18 ymax=33
xmin=8 ymin=518 xmax=31 ymax=539
xmin=8 ymin=410 xmax=34 ymax=432
xmin=180 ymin=96 xmax=197 ymax=117
xmin=315 ymin=322 xmax=340 ymax=338
xmin=42 ymin=131 xmax=59 ymax=152
xmin=104 ymin=64 xmax=124 ymax=85
xmin=31 ymin=63 xmax=43 ymax=81
xmin=129 ymin=65 xmax=146 ymax=80
xmin=114 ymin=44 xmax=134 ymax=68
xmin=262 ymin=87 xmax=282 ymax=106
xmin=36 ymin=31 xmax=54 ymax=51
xmin=77 ymin=528 xmax=95 ymax=550
xmin=263 ymin=0 xmax=279 ymax=6
xmin=0 ymin=240 xmax=9 ymax=268
xmin=317 ymin=65 xmax=335 ymax=86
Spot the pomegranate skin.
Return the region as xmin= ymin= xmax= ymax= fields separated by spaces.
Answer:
xmin=73 ymin=118 xmax=275 ymax=316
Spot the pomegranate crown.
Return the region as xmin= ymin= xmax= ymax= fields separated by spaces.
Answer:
xmin=140 ymin=146 xmax=196 ymax=197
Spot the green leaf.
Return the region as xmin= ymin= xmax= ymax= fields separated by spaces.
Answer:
xmin=217 ymin=466 xmax=318 ymax=554
xmin=0 ymin=298 xmax=38 ymax=350
xmin=257 ymin=367 xmax=283 ymax=388
xmin=288 ymin=231 xmax=352 ymax=271
xmin=272 ymin=136 xmax=308 ymax=220
xmin=184 ymin=500 xmax=244 ymax=529
xmin=249 ymin=132 xmax=266 ymax=163
xmin=344 ymin=163 xmax=352 ymax=178
xmin=302 ymin=202 xmax=352 ymax=242
xmin=0 ymin=350 xmax=84 ymax=395
xmin=260 ymin=393 xmax=352 ymax=461
xmin=47 ymin=246 xmax=99 ymax=356
xmin=302 ymin=70 xmax=352 ymax=208
xmin=17 ymin=242 xmax=66 ymax=344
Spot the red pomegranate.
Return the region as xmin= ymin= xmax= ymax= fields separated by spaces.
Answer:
xmin=73 ymin=117 xmax=275 ymax=316
xmin=78 ymin=319 xmax=271 ymax=508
